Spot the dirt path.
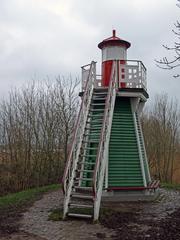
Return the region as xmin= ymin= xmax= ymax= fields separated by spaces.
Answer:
xmin=1 ymin=188 xmax=180 ymax=240
xmin=101 ymin=188 xmax=180 ymax=239
xmin=20 ymin=189 xmax=115 ymax=240
xmin=0 ymin=232 xmax=46 ymax=240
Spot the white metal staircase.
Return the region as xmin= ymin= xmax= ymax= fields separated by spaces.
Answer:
xmin=62 ymin=61 xmax=117 ymax=220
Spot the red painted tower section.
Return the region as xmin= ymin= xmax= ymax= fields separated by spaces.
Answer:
xmin=98 ymin=30 xmax=131 ymax=87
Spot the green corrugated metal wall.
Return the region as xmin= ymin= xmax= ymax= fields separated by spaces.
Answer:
xmin=108 ymin=97 xmax=144 ymax=187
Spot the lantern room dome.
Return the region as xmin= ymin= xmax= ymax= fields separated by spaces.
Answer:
xmin=98 ymin=30 xmax=131 ymax=49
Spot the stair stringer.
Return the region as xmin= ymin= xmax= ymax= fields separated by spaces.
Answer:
xmin=93 ymin=61 xmax=117 ymax=221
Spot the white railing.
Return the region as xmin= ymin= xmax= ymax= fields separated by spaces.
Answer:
xmin=81 ymin=60 xmax=147 ymax=91
xmin=81 ymin=62 xmax=96 ymax=91
xmin=95 ymin=74 xmax=102 ymax=88
xmin=62 ymin=61 xmax=96 ymax=217
xmin=93 ymin=61 xmax=117 ymax=220
xmin=118 ymin=60 xmax=147 ymax=90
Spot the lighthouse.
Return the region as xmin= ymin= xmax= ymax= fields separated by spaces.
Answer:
xmin=62 ymin=30 xmax=159 ymax=221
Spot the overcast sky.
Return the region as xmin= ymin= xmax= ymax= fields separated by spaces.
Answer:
xmin=0 ymin=0 xmax=180 ymax=102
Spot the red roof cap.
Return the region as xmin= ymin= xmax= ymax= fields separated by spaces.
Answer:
xmin=98 ymin=30 xmax=131 ymax=49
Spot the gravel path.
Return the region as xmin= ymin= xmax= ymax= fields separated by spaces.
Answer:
xmin=19 ymin=188 xmax=180 ymax=240
xmin=20 ymin=189 xmax=115 ymax=240
xmin=141 ymin=188 xmax=180 ymax=221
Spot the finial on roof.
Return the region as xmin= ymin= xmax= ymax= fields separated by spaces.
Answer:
xmin=113 ymin=29 xmax=116 ymax=37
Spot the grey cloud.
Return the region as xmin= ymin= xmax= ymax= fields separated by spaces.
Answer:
xmin=0 ymin=0 xmax=179 ymax=102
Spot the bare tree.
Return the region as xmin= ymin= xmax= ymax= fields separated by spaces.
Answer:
xmin=155 ymin=1 xmax=180 ymax=77
xmin=53 ymin=76 xmax=80 ymax=162
xmin=0 ymin=77 xmax=79 ymax=195
xmin=142 ymin=93 xmax=180 ymax=182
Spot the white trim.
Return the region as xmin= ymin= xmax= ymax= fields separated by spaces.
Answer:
xmin=105 ymin=150 xmax=108 ymax=190
xmin=117 ymin=91 xmax=147 ymax=102
xmin=137 ymin=102 xmax=145 ymax=115
xmin=130 ymin=97 xmax=140 ymax=113
xmin=135 ymin=113 xmax=151 ymax=183
xmin=132 ymin=110 xmax=147 ymax=187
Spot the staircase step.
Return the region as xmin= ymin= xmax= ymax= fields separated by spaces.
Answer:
xmin=89 ymin=125 xmax=102 ymax=128
xmin=69 ymin=203 xmax=93 ymax=209
xmin=67 ymin=213 xmax=92 ymax=219
xmin=80 ymin=154 xmax=97 ymax=158
xmin=86 ymin=120 xmax=103 ymax=124
xmin=93 ymin=92 xmax=107 ymax=95
xmin=79 ymin=161 xmax=96 ymax=165
xmin=71 ymin=194 xmax=94 ymax=200
xmin=94 ymin=87 xmax=108 ymax=91
xmin=76 ymin=169 xmax=94 ymax=173
xmin=83 ymin=140 xmax=99 ymax=143
xmin=83 ymin=138 xmax=100 ymax=142
xmin=85 ymin=127 xmax=102 ymax=130
xmin=91 ymin=103 xmax=105 ymax=106
xmin=88 ymin=114 xmax=104 ymax=117
xmin=75 ymin=177 xmax=93 ymax=181
xmin=74 ymin=186 xmax=93 ymax=191
xmin=92 ymin=97 xmax=106 ymax=101
xmin=84 ymin=147 xmax=98 ymax=150
xmin=89 ymin=109 xmax=104 ymax=112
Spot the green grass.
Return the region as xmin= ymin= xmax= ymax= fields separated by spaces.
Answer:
xmin=0 ymin=184 xmax=60 ymax=209
xmin=161 ymin=182 xmax=180 ymax=190
xmin=48 ymin=207 xmax=116 ymax=222
xmin=48 ymin=208 xmax=64 ymax=221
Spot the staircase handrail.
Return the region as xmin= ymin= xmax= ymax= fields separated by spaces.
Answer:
xmin=62 ymin=61 xmax=96 ymax=194
xmin=93 ymin=60 xmax=117 ymax=198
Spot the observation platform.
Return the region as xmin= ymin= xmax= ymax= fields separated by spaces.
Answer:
xmin=80 ymin=60 xmax=148 ymax=102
